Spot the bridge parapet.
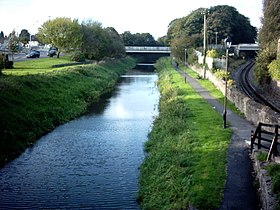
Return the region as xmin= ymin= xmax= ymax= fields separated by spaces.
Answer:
xmin=125 ymin=46 xmax=171 ymax=53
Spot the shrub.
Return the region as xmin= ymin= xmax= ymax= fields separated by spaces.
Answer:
xmin=70 ymin=51 xmax=86 ymax=62
xmin=255 ymin=42 xmax=277 ymax=84
xmin=214 ymin=69 xmax=230 ymax=80
xmin=0 ymin=54 xmax=4 ymax=72
xmin=268 ymin=59 xmax=280 ymax=80
xmin=207 ymin=49 xmax=218 ymax=58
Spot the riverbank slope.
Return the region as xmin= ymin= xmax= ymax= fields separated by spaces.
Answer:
xmin=0 ymin=57 xmax=136 ymax=167
xmin=138 ymin=57 xmax=231 ymax=209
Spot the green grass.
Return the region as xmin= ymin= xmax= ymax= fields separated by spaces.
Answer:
xmin=265 ymin=163 xmax=280 ymax=210
xmin=0 ymin=56 xmax=136 ymax=167
xmin=3 ymin=56 xmax=74 ymax=75
xmin=138 ymin=58 xmax=231 ymax=209
xmin=181 ymin=65 xmax=243 ymax=116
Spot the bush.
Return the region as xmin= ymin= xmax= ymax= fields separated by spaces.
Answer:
xmin=268 ymin=59 xmax=280 ymax=80
xmin=70 ymin=51 xmax=86 ymax=62
xmin=0 ymin=54 xmax=4 ymax=72
xmin=255 ymin=42 xmax=277 ymax=84
xmin=207 ymin=49 xmax=218 ymax=58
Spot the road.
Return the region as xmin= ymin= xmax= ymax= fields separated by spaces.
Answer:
xmin=7 ymin=50 xmax=49 ymax=62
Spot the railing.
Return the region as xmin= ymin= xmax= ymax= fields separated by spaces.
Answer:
xmin=125 ymin=46 xmax=171 ymax=53
xmin=251 ymin=122 xmax=279 ymax=161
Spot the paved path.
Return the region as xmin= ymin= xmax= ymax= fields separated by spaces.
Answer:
xmin=177 ymin=69 xmax=260 ymax=210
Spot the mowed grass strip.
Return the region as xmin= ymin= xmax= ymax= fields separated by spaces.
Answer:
xmin=138 ymin=58 xmax=231 ymax=210
xmin=3 ymin=56 xmax=74 ymax=75
xmin=0 ymin=56 xmax=136 ymax=166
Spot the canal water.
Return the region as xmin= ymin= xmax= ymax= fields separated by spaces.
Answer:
xmin=0 ymin=70 xmax=159 ymax=209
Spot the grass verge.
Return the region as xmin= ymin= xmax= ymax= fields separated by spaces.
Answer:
xmin=0 ymin=56 xmax=136 ymax=167
xmin=138 ymin=57 xmax=231 ymax=209
xmin=181 ymin=65 xmax=243 ymax=116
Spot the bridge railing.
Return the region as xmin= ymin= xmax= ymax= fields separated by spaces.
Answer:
xmin=125 ymin=46 xmax=171 ymax=52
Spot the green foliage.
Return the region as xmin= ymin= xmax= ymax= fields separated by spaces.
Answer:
xmin=214 ymin=69 xmax=230 ymax=80
xmin=255 ymin=0 xmax=280 ymax=84
xmin=70 ymin=51 xmax=86 ymax=62
xmin=19 ymin=29 xmax=30 ymax=46
xmin=258 ymin=0 xmax=280 ymax=46
xmin=0 ymin=54 xmax=4 ymax=71
xmin=266 ymin=164 xmax=280 ymax=193
xmin=187 ymin=48 xmax=198 ymax=65
xmin=0 ymin=56 xmax=136 ymax=167
xmin=36 ymin=17 xmax=83 ymax=56
xmin=257 ymin=152 xmax=268 ymax=162
xmin=120 ymin=31 xmax=159 ymax=46
xmin=268 ymin=59 xmax=280 ymax=80
xmin=255 ymin=42 xmax=277 ymax=84
xmin=8 ymin=30 xmax=20 ymax=54
xmin=139 ymin=57 xmax=230 ymax=209
xmin=167 ymin=5 xmax=257 ymax=51
xmin=80 ymin=20 xmax=125 ymax=61
xmin=207 ymin=49 xmax=218 ymax=58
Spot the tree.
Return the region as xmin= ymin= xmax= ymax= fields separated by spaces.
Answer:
xmin=105 ymin=27 xmax=125 ymax=57
xmin=80 ymin=20 xmax=110 ymax=60
xmin=207 ymin=5 xmax=257 ymax=44
xmin=255 ymin=0 xmax=280 ymax=84
xmin=7 ymin=30 xmax=19 ymax=61
xmin=120 ymin=31 xmax=158 ymax=46
xmin=19 ymin=29 xmax=30 ymax=46
xmin=36 ymin=17 xmax=82 ymax=58
xmin=166 ymin=5 xmax=257 ymax=56
xmin=0 ymin=31 xmax=4 ymax=44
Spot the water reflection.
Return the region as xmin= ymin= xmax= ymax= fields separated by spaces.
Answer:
xmin=0 ymin=70 xmax=159 ymax=209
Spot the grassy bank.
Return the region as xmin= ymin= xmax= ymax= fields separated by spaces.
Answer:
xmin=0 ymin=56 xmax=136 ymax=167
xmin=138 ymin=58 xmax=231 ymax=209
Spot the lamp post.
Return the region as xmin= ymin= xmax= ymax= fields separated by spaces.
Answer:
xmin=215 ymin=31 xmax=218 ymax=49
xmin=223 ymin=36 xmax=232 ymax=129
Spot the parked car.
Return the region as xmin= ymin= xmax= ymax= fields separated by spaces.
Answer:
xmin=26 ymin=50 xmax=40 ymax=58
xmin=47 ymin=49 xmax=57 ymax=57
xmin=47 ymin=47 xmax=58 ymax=57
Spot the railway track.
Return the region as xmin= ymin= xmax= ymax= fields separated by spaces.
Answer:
xmin=238 ymin=61 xmax=280 ymax=113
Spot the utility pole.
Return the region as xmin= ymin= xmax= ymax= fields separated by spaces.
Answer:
xmin=202 ymin=9 xmax=208 ymax=79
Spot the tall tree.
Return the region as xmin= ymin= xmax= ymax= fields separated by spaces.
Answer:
xmin=8 ymin=30 xmax=19 ymax=60
xmin=80 ymin=20 xmax=109 ymax=60
xmin=105 ymin=27 xmax=125 ymax=57
xmin=255 ymin=0 xmax=280 ymax=84
xmin=19 ymin=29 xmax=30 ymax=46
xmin=166 ymin=5 xmax=257 ymax=50
xmin=36 ymin=17 xmax=82 ymax=58
xmin=0 ymin=31 xmax=4 ymax=44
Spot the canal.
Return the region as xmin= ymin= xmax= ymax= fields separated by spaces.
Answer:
xmin=0 ymin=69 xmax=159 ymax=209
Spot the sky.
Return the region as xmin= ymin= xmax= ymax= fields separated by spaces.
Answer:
xmin=0 ymin=0 xmax=263 ymax=39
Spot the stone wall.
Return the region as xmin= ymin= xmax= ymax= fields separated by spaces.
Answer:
xmin=191 ymin=65 xmax=280 ymax=126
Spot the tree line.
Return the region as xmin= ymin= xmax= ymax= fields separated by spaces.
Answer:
xmin=164 ymin=5 xmax=257 ymax=63
xmin=1 ymin=18 xmax=162 ymax=62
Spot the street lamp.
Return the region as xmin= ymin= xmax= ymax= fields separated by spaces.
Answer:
xmin=223 ymin=36 xmax=232 ymax=129
xmin=215 ymin=31 xmax=218 ymax=49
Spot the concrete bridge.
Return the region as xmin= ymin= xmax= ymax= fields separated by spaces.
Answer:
xmin=125 ymin=46 xmax=171 ymax=53
xmin=125 ymin=46 xmax=171 ymax=69
xmin=235 ymin=43 xmax=259 ymax=57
